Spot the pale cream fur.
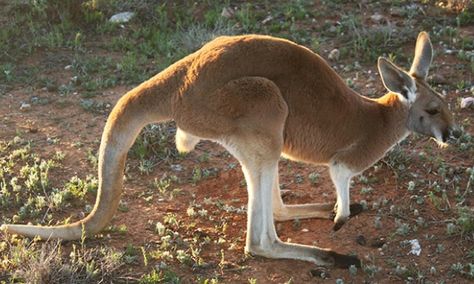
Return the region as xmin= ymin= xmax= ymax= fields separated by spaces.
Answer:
xmin=1 ymin=32 xmax=456 ymax=268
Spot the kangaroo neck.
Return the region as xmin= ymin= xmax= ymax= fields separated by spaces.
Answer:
xmin=374 ymin=92 xmax=411 ymax=147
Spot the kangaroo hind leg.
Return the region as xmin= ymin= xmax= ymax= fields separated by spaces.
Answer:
xmin=229 ymin=136 xmax=360 ymax=268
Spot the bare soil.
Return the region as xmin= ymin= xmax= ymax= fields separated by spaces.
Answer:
xmin=1 ymin=1 xmax=473 ymax=283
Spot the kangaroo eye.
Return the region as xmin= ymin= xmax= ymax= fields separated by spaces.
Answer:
xmin=426 ymin=108 xmax=440 ymax=115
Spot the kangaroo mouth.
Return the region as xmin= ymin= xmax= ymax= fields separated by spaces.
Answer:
xmin=434 ymin=126 xmax=463 ymax=145
xmin=431 ymin=127 xmax=449 ymax=148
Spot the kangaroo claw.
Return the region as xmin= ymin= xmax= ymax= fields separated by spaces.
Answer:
xmin=332 ymin=203 xmax=365 ymax=231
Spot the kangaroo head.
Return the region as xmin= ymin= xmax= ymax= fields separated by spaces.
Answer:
xmin=377 ymin=32 xmax=457 ymax=145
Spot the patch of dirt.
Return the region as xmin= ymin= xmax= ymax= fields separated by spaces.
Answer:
xmin=1 ymin=2 xmax=473 ymax=283
xmin=2 ymin=80 xmax=471 ymax=282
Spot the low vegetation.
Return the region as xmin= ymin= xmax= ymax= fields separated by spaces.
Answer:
xmin=1 ymin=0 xmax=473 ymax=282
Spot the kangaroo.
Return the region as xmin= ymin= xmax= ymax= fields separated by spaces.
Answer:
xmin=1 ymin=32 xmax=457 ymax=268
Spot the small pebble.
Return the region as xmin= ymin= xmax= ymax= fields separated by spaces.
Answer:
xmin=20 ymin=103 xmax=31 ymax=111
xmin=328 ymin=49 xmax=340 ymax=61
xmin=370 ymin=13 xmax=384 ymax=24
xmin=170 ymin=164 xmax=183 ymax=171
xmin=109 ymin=12 xmax=135 ymax=23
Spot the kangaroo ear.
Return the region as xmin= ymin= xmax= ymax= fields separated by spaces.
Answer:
xmin=409 ymin=31 xmax=433 ymax=80
xmin=378 ymin=57 xmax=416 ymax=102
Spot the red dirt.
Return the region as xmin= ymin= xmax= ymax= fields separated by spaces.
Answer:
xmin=1 ymin=2 xmax=473 ymax=283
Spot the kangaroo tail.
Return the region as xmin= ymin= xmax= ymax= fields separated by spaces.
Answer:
xmin=1 ymin=76 xmax=175 ymax=240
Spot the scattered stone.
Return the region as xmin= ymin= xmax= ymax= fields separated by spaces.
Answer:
xmin=20 ymin=102 xmax=31 ymax=111
xmin=370 ymin=13 xmax=384 ymax=24
xmin=461 ymin=97 xmax=474 ymax=109
xmin=221 ymin=7 xmax=234 ymax=18
xmin=328 ymin=49 xmax=340 ymax=61
xmin=171 ymin=164 xmax=183 ymax=171
xmin=109 ymin=12 xmax=135 ymax=23
xmin=46 ymin=137 xmax=56 ymax=145
xmin=444 ymin=49 xmax=456 ymax=55
xmin=413 ymin=209 xmax=419 ymax=216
